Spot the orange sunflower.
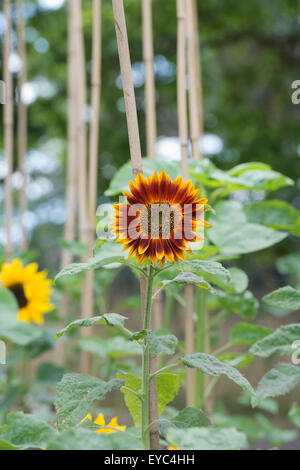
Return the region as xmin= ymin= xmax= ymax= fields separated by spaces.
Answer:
xmin=111 ymin=170 xmax=209 ymax=265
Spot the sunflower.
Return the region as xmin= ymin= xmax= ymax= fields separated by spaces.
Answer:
xmin=111 ymin=170 xmax=209 ymax=265
xmin=0 ymin=258 xmax=53 ymax=324
xmin=82 ymin=413 xmax=126 ymax=434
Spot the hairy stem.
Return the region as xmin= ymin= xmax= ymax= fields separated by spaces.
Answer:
xmin=141 ymin=264 xmax=154 ymax=450
xmin=194 ymin=289 xmax=206 ymax=408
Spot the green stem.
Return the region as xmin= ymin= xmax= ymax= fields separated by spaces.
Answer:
xmin=141 ymin=264 xmax=154 ymax=450
xmin=159 ymin=293 xmax=174 ymax=368
xmin=194 ymin=289 xmax=206 ymax=409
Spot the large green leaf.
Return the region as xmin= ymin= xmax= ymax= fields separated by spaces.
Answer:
xmin=244 ymin=200 xmax=300 ymax=236
xmin=169 ymin=407 xmax=210 ymax=429
xmin=211 ymin=200 xmax=247 ymax=225
xmin=230 ymin=322 xmax=273 ymax=346
xmin=179 ymin=260 xmax=235 ymax=292
xmin=276 ymin=253 xmax=300 ymax=276
xmin=289 ymin=405 xmax=300 ymax=428
xmin=105 ymin=157 xmax=180 ymax=196
xmin=181 ymin=353 xmax=254 ymax=394
xmin=0 ymin=412 xmax=55 ymax=449
xmin=0 ymin=322 xmax=42 ymax=346
xmin=118 ymin=371 xmax=180 ymax=426
xmin=55 ymin=313 xmax=127 ymax=339
xmin=189 ymin=158 xmax=293 ymax=193
xmin=158 ymin=272 xmax=215 ymax=294
xmin=208 ymin=222 xmax=287 ymax=255
xmin=263 ymin=286 xmax=300 ymax=310
xmin=252 ymin=363 xmax=300 ymax=407
xmin=0 ymin=288 xmax=19 ymax=330
xmin=167 ymin=426 xmax=247 ymax=450
xmin=250 ymin=324 xmax=300 ymax=357
xmin=55 ymin=255 xmax=129 ymax=282
xmin=157 ymin=372 xmax=181 ymax=416
xmin=79 ymin=336 xmax=142 ymax=358
xmin=46 ymin=427 xmax=141 ymax=450
xmin=54 ymin=373 xmax=124 ymax=430
xmin=217 ymin=290 xmax=259 ymax=320
xmin=147 ymin=331 xmax=178 ymax=358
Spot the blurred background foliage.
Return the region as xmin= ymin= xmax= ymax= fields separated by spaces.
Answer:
xmin=1 ymin=0 xmax=300 ymax=276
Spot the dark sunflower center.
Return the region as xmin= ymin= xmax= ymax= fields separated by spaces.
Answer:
xmin=9 ymin=283 xmax=28 ymax=308
xmin=140 ymin=203 xmax=180 ymax=238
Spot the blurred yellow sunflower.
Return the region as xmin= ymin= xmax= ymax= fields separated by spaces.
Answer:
xmin=0 ymin=258 xmax=53 ymax=324
xmin=82 ymin=413 xmax=126 ymax=434
xmin=111 ymin=170 xmax=209 ymax=265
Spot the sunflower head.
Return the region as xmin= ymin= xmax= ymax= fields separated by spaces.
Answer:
xmin=0 ymin=258 xmax=53 ymax=324
xmin=82 ymin=413 xmax=126 ymax=434
xmin=111 ymin=170 xmax=210 ymax=265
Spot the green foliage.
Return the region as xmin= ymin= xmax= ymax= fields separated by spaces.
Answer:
xmin=55 ymin=313 xmax=127 ymax=339
xmin=208 ymin=222 xmax=288 ymax=256
xmin=79 ymin=336 xmax=142 ymax=358
xmin=167 ymin=426 xmax=247 ymax=450
xmin=189 ymin=158 xmax=293 ymax=195
xmin=147 ymin=331 xmax=178 ymax=358
xmin=118 ymin=371 xmax=180 ymax=426
xmin=289 ymin=405 xmax=300 ymax=428
xmin=0 ymin=289 xmax=19 ymax=330
xmin=105 ymin=158 xmax=180 ymax=196
xmin=250 ymin=324 xmax=300 ymax=357
xmin=181 ymin=353 xmax=254 ymax=394
xmin=230 ymin=322 xmax=273 ymax=346
xmin=263 ymin=286 xmax=300 ymax=310
xmin=244 ymin=200 xmax=300 ymax=236
xmin=217 ymin=290 xmax=259 ymax=320
xmin=54 ymin=374 xmax=124 ymax=430
xmin=0 ymin=412 xmax=55 ymax=450
xmin=252 ymin=363 xmax=300 ymax=407
xmin=0 ymin=322 xmax=42 ymax=346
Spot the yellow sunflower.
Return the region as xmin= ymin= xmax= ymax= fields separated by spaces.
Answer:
xmin=111 ymin=170 xmax=209 ymax=265
xmin=82 ymin=413 xmax=126 ymax=434
xmin=0 ymin=258 xmax=53 ymax=324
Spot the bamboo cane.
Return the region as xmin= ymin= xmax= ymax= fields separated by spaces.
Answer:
xmin=177 ymin=0 xmax=195 ymax=407
xmin=142 ymin=0 xmax=156 ymax=159
xmin=112 ymin=0 xmax=161 ymax=449
xmin=16 ymin=0 xmax=28 ymax=252
xmin=142 ymin=0 xmax=160 ymax=449
xmin=185 ymin=0 xmax=201 ymax=159
xmin=112 ymin=0 xmax=142 ymax=177
xmin=3 ymin=0 xmax=13 ymax=261
xmin=74 ymin=0 xmax=88 ymax=245
xmin=55 ymin=0 xmax=78 ymax=367
xmin=81 ymin=0 xmax=102 ymax=371
xmin=191 ymin=0 xmax=212 ymax=416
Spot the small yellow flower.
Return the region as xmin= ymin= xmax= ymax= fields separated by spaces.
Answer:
xmin=168 ymin=445 xmax=180 ymax=450
xmin=0 ymin=258 xmax=53 ymax=324
xmin=82 ymin=413 xmax=126 ymax=434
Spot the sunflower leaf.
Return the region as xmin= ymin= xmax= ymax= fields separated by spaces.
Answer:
xmin=208 ymin=223 xmax=288 ymax=256
xmin=263 ymin=286 xmax=300 ymax=310
xmin=55 ymin=313 xmax=127 ymax=339
xmin=249 ymin=324 xmax=300 ymax=357
xmin=157 ymin=272 xmax=215 ymax=296
xmin=55 ymin=374 xmax=125 ymax=430
xmin=252 ymin=363 xmax=300 ymax=407
xmin=0 ymin=288 xmax=19 ymax=330
xmin=167 ymin=426 xmax=247 ymax=450
xmin=181 ymin=353 xmax=254 ymax=395
xmin=230 ymin=322 xmax=273 ymax=347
